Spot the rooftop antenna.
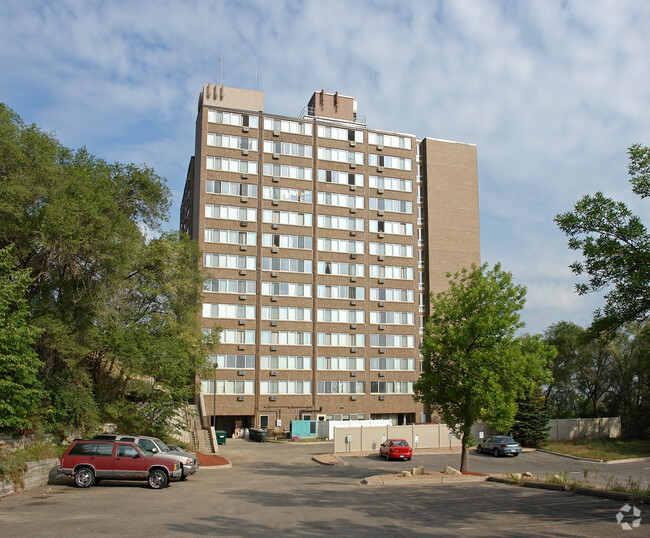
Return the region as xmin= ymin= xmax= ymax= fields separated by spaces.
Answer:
xmin=255 ymin=68 xmax=258 ymax=91
xmin=220 ymin=57 xmax=223 ymax=99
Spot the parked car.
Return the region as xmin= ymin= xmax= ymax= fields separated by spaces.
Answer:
xmin=379 ymin=439 xmax=413 ymax=460
xmin=60 ymin=439 xmax=182 ymax=489
xmin=93 ymin=434 xmax=199 ymax=479
xmin=476 ymin=436 xmax=522 ymax=457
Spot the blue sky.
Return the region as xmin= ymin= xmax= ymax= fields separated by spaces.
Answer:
xmin=2 ymin=0 xmax=649 ymax=334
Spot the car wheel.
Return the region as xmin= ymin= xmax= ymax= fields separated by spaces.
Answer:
xmin=407 ymin=457 xmax=411 ymax=461
xmin=74 ymin=467 xmax=95 ymax=488
xmin=148 ymin=469 xmax=169 ymax=489
xmin=477 ymin=445 xmax=482 ymax=454
xmin=512 ymin=453 xmax=519 ymax=457
xmin=493 ymin=448 xmax=499 ymax=457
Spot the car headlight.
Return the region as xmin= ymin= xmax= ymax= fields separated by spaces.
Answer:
xmin=185 ymin=458 xmax=191 ymax=465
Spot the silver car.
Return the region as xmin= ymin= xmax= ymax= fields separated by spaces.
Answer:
xmin=476 ymin=436 xmax=522 ymax=457
xmin=93 ymin=434 xmax=199 ymax=479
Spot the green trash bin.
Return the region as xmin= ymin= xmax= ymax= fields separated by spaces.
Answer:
xmin=216 ymin=430 xmax=227 ymax=445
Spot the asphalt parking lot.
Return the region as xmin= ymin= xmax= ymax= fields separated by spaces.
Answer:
xmin=0 ymin=440 xmax=646 ymax=536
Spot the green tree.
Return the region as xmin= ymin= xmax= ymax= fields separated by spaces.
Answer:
xmin=555 ymin=144 xmax=650 ymax=333
xmin=510 ymin=389 xmax=551 ymax=448
xmin=92 ymin=232 xmax=216 ymax=437
xmin=414 ymin=263 xmax=553 ymax=472
xmin=0 ymin=246 xmax=44 ymax=434
xmin=543 ymin=321 xmax=615 ymax=419
xmin=0 ymin=103 xmax=212 ymax=436
xmin=603 ymin=324 xmax=650 ymax=439
xmin=542 ymin=321 xmax=585 ymax=417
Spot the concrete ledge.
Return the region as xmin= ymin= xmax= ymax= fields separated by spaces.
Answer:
xmin=1 ymin=458 xmax=60 ymax=498
xmin=361 ymin=475 xmax=488 ymax=486
xmin=313 ymin=454 xmax=345 ymax=466
xmin=487 ymin=476 xmax=650 ymax=503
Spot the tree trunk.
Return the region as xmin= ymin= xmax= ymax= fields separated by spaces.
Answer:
xmin=460 ymin=432 xmax=470 ymax=472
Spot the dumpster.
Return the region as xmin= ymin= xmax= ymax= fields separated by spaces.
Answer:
xmin=215 ymin=430 xmax=227 ymax=445
xmin=249 ymin=428 xmax=268 ymax=443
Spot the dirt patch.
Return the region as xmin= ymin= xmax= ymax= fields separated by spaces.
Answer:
xmin=195 ymin=452 xmax=230 ymax=467
xmin=313 ymin=454 xmax=344 ymax=465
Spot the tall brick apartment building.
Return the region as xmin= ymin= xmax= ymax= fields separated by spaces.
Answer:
xmin=180 ymin=85 xmax=480 ymax=435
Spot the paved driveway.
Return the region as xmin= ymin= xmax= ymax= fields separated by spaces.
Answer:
xmin=338 ymin=446 xmax=650 ymax=489
xmin=0 ymin=440 xmax=645 ymax=536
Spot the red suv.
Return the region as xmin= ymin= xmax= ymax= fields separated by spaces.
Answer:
xmin=60 ymin=440 xmax=182 ymax=489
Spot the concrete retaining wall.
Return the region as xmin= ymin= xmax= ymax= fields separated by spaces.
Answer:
xmin=0 ymin=458 xmax=60 ymax=498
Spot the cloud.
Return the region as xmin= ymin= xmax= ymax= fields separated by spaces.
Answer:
xmin=2 ymin=0 xmax=650 ymax=334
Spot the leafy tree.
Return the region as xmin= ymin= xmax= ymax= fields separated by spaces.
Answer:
xmin=0 ymin=103 xmax=213 ymax=436
xmin=603 ymin=324 xmax=650 ymax=439
xmin=510 ymin=389 xmax=551 ymax=448
xmin=0 ymin=247 xmax=44 ymax=434
xmin=543 ymin=321 xmax=615 ymax=418
xmin=415 ymin=263 xmax=553 ymax=472
xmin=555 ymin=144 xmax=650 ymax=333
xmin=542 ymin=321 xmax=586 ymax=416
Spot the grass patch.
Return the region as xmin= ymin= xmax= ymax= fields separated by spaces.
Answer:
xmin=544 ymin=439 xmax=650 ymax=461
xmin=0 ymin=441 xmax=59 ymax=491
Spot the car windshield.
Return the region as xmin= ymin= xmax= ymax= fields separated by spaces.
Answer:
xmin=392 ymin=440 xmax=408 ymax=446
xmin=498 ymin=437 xmax=517 ymax=444
xmin=154 ymin=438 xmax=171 ymax=451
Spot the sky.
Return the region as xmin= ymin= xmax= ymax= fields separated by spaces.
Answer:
xmin=2 ymin=0 xmax=649 ymax=335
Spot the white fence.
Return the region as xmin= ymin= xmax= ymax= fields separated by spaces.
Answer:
xmin=548 ymin=417 xmax=621 ymax=440
xmin=331 ymin=417 xmax=621 ymax=453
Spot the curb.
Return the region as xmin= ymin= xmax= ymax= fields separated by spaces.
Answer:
xmin=536 ymin=449 xmax=603 ymax=462
xmin=361 ymin=475 xmax=488 ymax=486
xmin=487 ymin=476 xmax=650 ymax=503
xmin=537 ymin=449 xmax=650 ymax=465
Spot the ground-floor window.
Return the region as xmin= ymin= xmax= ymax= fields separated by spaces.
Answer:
xmin=260 ymin=415 xmax=269 ymax=429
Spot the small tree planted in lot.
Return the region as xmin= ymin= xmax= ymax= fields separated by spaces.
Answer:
xmin=510 ymin=389 xmax=551 ymax=448
xmin=415 ymin=263 xmax=554 ymax=472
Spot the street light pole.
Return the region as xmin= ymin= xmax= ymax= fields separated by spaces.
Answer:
xmin=213 ymin=362 xmax=218 ymax=429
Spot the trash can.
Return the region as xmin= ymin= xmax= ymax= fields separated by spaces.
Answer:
xmin=216 ymin=430 xmax=227 ymax=445
xmin=249 ymin=428 xmax=268 ymax=443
